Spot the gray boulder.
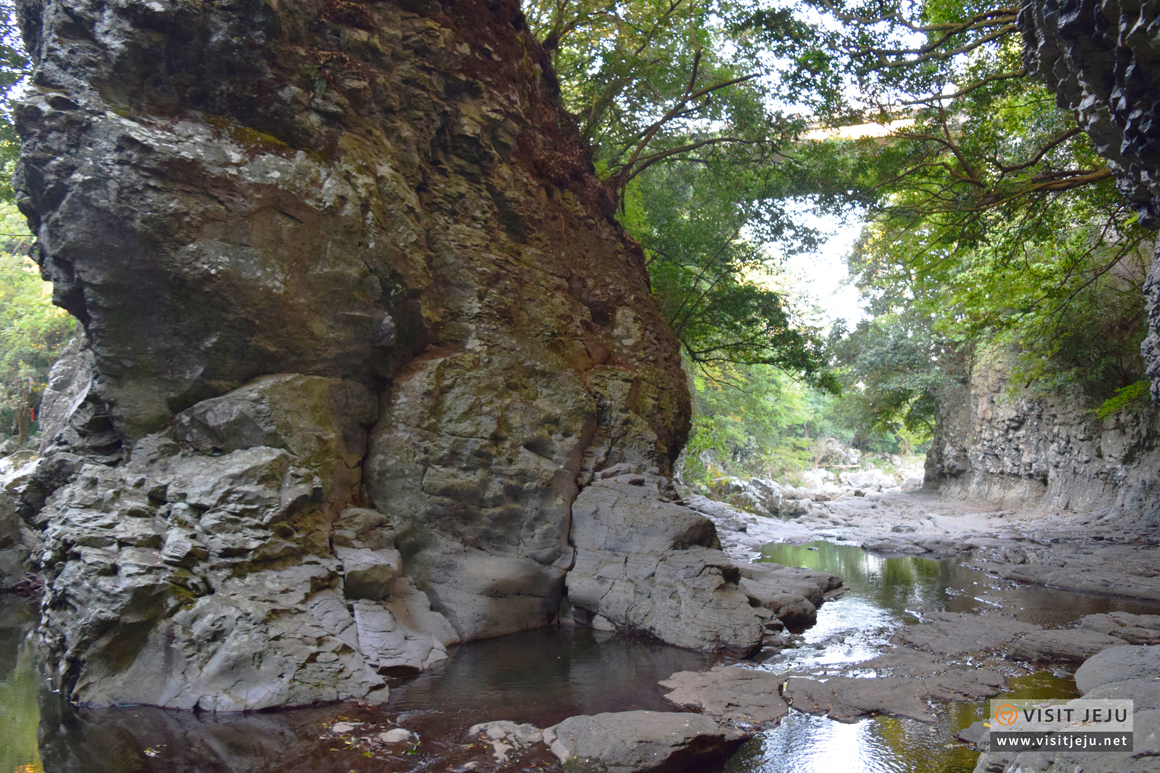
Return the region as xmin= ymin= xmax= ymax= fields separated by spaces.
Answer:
xmin=564 ymin=480 xmax=765 ymax=655
xmin=543 ymin=710 xmax=750 ymax=773
xmin=737 ymin=562 xmax=842 ymax=627
xmin=659 ymin=666 xmax=788 ymax=725
xmin=746 ymin=478 xmax=782 ymax=514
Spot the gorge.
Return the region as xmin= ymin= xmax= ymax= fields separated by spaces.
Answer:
xmin=0 ymin=0 xmax=1159 ymax=771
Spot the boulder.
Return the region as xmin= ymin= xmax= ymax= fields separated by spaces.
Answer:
xmin=737 ymin=562 xmax=842 ymax=627
xmin=1075 ymin=645 xmax=1160 ymax=695
xmin=15 ymin=0 xmax=696 ymax=709
xmin=542 ymin=711 xmax=750 ymax=773
xmin=746 ymin=478 xmax=782 ymax=514
xmin=659 ymin=666 xmax=788 ymax=725
xmin=564 ymin=480 xmax=765 ymax=655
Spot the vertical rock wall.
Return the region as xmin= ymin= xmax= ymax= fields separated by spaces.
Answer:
xmin=1020 ymin=0 xmax=1160 ymax=404
xmin=7 ymin=0 xmax=767 ymax=709
xmin=925 ymin=348 xmax=1160 ymax=514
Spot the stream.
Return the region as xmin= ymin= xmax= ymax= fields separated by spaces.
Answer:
xmin=4 ymin=540 xmax=1160 ymax=772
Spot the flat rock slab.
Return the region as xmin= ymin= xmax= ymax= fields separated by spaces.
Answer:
xmin=1010 ymin=629 xmax=1125 ymax=663
xmin=784 ymin=668 xmax=1006 ymax=723
xmin=976 ymin=545 xmax=1160 ymax=601
xmin=892 ymin=612 xmax=1039 ymax=656
xmin=543 ymin=710 xmax=751 ymax=773
xmin=1081 ymin=612 xmax=1160 ymax=645
xmin=1075 ymin=645 xmax=1160 ymax=694
xmin=659 ymin=666 xmax=788 ymax=725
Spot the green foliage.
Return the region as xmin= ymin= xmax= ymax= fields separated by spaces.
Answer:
xmin=830 ymin=309 xmax=952 ymax=445
xmin=1095 ymin=381 xmax=1152 ymax=421
xmin=0 ymin=0 xmax=28 ymax=201
xmin=681 ymin=360 xmax=844 ymax=486
xmin=525 ymin=0 xmax=834 ymax=380
xmin=627 ymin=158 xmax=838 ymax=386
xmin=0 ymin=202 xmax=73 ymax=440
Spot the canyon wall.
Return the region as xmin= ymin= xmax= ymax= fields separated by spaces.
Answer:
xmin=1020 ymin=0 xmax=1160 ymax=404
xmin=926 ymin=348 xmax=1160 ymax=513
xmin=928 ymin=1 xmax=1160 ymax=518
xmin=3 ymin=0 xmax=768 ymax=710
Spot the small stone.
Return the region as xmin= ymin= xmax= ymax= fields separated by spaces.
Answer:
xmin=330 ymin=722 xmax=361 ymax=734
xmin=379 ymin=728 xmax=418 ymax=745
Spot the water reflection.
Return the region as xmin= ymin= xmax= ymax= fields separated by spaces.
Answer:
xmin=2 ymin=610 xmax=713 ymax=773
xmin=0 ymin=596 xmax=41 ymax=773
xmin=387 ymin=626 xmax=716 ymax=727
xmin=740 ymin=541 xmax=1160 ymax=773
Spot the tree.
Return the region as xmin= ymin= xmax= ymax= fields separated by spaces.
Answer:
xmin=524 ymin=0 xmax=836 ymax=380
xmin=0 ymin=202 xmax=73 ymax=442
xmin=741 ymin=0 xmax=1154 ymax=413
xmin=0 ymin=0 xmax=27 ymax=200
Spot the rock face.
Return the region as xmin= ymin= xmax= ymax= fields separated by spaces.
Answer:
xmin=564 ymin=479 xmax=764 ymax=655
xmin=925 ymin=346 xmax=1160 ymax=512
xmin=10 ymin=0 xmax=771 ymax=709
xmin=1019 ymin=0 xmax=1160 ymax=408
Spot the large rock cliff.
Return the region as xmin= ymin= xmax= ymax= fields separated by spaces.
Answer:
xmin=926 ymin=349 xmax=1160 ymax=514
xmin=1019 ymin=0 xmax=1160 ymax=404
xmin=6 ymin=0 xmax=767 ymax=709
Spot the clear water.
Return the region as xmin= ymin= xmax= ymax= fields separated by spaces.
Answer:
xmin=4 ymin=541 xmax=1160 ymax=772
xmin=729 ymin=541 xmax=1160 ymax=773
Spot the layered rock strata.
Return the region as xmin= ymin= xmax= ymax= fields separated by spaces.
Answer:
xmin=926 ymin=347 xmax=1160 ymax=512
xmin=10 ymin=0 xmax=769 ymax=708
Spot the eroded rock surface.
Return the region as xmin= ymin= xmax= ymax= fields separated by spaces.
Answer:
xmin=660 ymin=666 xmax=789 ymax=726
xmin=564 ymin=479 xmax=764 ymax=655
xmin=10 ymin=0 xmax=779 ymax=709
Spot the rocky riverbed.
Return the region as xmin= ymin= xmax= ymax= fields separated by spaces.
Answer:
xmin=4 ymin=487 xmax=1160 ymax=773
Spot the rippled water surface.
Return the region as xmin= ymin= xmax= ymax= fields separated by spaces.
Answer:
xmin=730 ymin=541 xmax=1160 ymax=773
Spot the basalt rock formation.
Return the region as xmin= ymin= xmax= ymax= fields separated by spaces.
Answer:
xmin=1019 ymin=0 xmax=1160 ymax=404
xmin=925 ymin=347 xmax=1160 ymax=513
xmin=10 ymin=0 xmax=769 ymax=709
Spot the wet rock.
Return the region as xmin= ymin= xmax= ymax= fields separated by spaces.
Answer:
xmin=565 ymin=480 xmax=765 ymax=655
xmin=466 ymin=721 xmax=543 ymax=764
xmin=378 ymin=728 xmax=419 ymax=746
xmin=784 ymin=668 xmax=1006 ymax=723
xmin=737 ymin=562 xmax=842 ymax=627
xmin=893 ymin=613 xmax=1040 ymax=656
xmin=659 ymin=666 xmax=788 ymax=725
xmin=973 ymin=646 xmax=1160 ymax=772
xmin=1009 ymin=629 xmax=1124 ymax=663
xmin=542 ymin=710 xmax=750 ymax=773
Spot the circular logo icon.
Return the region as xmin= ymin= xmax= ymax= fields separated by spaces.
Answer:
xmin=996 ymin=704 xmax=1019 ymax=726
